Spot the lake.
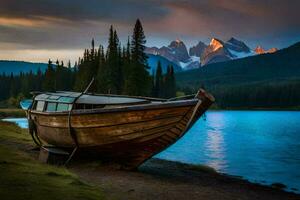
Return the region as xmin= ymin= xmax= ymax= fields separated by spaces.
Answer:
xmin=3 ymin=111 xmax=300 ymax=192
xmin=2 ymin=118 xmax=28 ymax=129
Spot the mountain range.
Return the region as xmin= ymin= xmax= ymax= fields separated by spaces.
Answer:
xmin=145 ymin=37 xmax=277 ymax=70
xmin=0 ymin=40 xmax=298 ymax=108
xmin=175 ymin=41 xmax=300 ymax=108
xmin=0 ymin=38 xmax=280 ymax=76
xmin=176 ymin=41 xmax=300 ymax=90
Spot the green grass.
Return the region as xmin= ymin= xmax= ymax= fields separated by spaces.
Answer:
xmin=0 ymin=121 xmax=105 ymax=200
xmin=0 ymin=108 xmax=26 ymax=118
xmin=0 ymin=121 xmax=32 ymax=143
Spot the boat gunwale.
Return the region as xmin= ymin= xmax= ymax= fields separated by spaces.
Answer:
xmin=30 ymin=98 xmax=199 ymax=116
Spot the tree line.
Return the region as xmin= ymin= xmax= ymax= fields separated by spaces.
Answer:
xmin=178 ymin=80 xmax=300 ymax=109
xmin=0 ymin=19 xmax=176 ymax=107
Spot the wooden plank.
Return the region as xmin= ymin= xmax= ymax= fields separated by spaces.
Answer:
xmin=34 ymin=106 xmax=191 ymax=128
xmin=71 ymin=106 xmax=191 ymax=128
xmin=38 ymin=116 xmax=184 ymax=147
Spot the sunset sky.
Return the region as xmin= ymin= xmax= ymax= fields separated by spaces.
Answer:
xmin=1 ymin=0 xmax=300 ymax=64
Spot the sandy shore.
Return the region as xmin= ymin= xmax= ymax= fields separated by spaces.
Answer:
xmin=70 ymin=158 xmax=299 ymax=200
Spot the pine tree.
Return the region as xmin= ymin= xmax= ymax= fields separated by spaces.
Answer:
xmin=123 ymin=37 xmax=131 ymax=94
xmin=43 ymin=59 xmax=55 ymax=91
xmin=104 ymin=26 xmax=123 ymax=94
xmin=126 ymin=19 xmax=151 ymax=96
xmin=9 ymin=73 xmax=17 ymax=97
xmin=91 ymin=38 xmax=95 ymax=60
xmin=26 ymin=70 xmax=34 ymax=96
xmin=153 ymin=61 xmax=163 ymax=97
xmin=35 ymin=68 xmax=43 ymax=91
xmin=163 ymin=65 xmax=176 ymax=98
xmin=74 ymin=40 xmax=97 ymax=91
xmin=169 ymin=65 xmax=176 ymax=97
xmin=96 ymin=45 xmax=108 ymax=93
xmin=55 ymin=60 xmax=64 ymax=91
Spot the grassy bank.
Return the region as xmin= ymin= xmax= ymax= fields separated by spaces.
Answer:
xmin=0 ymin=108 xmax=26 ymax=118
xmin=0 ymin=121 xmax=105 ymax=200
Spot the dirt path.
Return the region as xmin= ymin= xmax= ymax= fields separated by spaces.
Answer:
xmin=70 ymin=159 xmax=300 ymax=200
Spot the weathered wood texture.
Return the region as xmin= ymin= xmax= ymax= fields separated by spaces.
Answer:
xmin=30 ymin=89 xmax=214 ymax=169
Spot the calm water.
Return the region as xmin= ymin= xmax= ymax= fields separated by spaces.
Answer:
xmin=3 ymin=111 xmax=300 ymax=192
xmin=156 ymin=111 xmax=300 ymax=192
xmin=2 ymin=118 xmax=28 ymax=128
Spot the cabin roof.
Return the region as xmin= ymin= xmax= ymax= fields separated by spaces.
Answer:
xmin=34 ymin=92 xmax=151 ymax=105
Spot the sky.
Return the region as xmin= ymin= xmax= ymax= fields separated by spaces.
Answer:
xmin=0 ymin=0 xmax=300 ymax=64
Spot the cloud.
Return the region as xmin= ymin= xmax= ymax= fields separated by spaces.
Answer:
xmin=145 ymin=0 xmax=300 ymax=48
xmin=0 ymin=0 xmax=168 ymax=23
xmin=0 ymin=0 xmax=170 ymax=50
xmin=152 ymin=0 xmax=300 ymax=37
xmin=0 ymin=0 xmax=299 ymax=62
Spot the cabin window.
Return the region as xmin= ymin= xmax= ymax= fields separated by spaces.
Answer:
xmin=36 ymin=101 xmax=45 ymax=111
xmin=46 ymin=102 xmax=57 ymax=112
xmin=57 ymin=103 xmax=71 ymax=112
xmin=59 ymin=97 xmax=74 ymax=103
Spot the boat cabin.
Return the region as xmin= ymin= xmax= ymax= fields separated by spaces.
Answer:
xmin=26 ymin=92 xmax=156 ymax=113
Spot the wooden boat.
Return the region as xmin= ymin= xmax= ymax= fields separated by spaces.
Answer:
xmin=23 ymin=88 xmax=214 ymax=169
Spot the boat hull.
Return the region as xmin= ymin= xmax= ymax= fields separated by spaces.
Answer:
xmin=29 ymin=90 xmax=214 ymax=169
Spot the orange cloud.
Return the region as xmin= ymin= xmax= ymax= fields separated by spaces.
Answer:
xmin=0 ymin=48 xmax=82 ymax=64
xmin=0 ymin=17 xmax=47 ymax=28
xmin=0 ymin=16 xmax=74 ymax=28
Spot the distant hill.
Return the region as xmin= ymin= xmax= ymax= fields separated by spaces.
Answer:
xmin=147 ymin=54 xmax=182 ymax=74
xmin=0 ymin=57 xmax=179 ymax=76
xmin=176 ymin=42 xmax=300 ymax=108
xmin=0 ymin=60 xmax=48 ymax=75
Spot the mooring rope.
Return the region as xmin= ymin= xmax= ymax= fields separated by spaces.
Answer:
xmin=27 ymin=95 xmax=43 ymax=147
xmin=64 ymin=78 xmax=95 ymax=166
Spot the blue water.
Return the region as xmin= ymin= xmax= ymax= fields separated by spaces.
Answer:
xmin=156 ymin=111 xmax=300 ymax=193
xmin=2 ymin=118 xmax=28 ymax=128
xmin=3 ymin=111 xmax=300 ymax=192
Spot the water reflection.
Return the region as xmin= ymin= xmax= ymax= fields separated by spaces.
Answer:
xmin=204 ymin=112 xmax=227 ymax=170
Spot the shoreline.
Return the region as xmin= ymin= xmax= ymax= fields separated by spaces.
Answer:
xmin=70 ymin=157 xmax=300 ymax=200
xmin=0 ymin=122 xmax=300 ymax=200
xmin=1 ymin=115 xmax=300 ymax=199
xmin=141 ymin=158 xmax=298 ymax=193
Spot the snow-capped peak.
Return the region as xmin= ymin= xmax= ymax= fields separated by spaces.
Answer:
xmin=268 ymin=47 xmax=278 ymax=53
xmin=175 ymin=39 xmax=182 ymax=43
xmin=169 ymin=39 xmax=185 ymax=48
xmin=255 ymin=46 xmax=265 ymax=54
xmin=209 ymin=38 xmax=224 ymax=51
xmin=145 ymin=37 xmax=278 ymax=70
xmin=254 ymin=46 xmax=278 ymax=54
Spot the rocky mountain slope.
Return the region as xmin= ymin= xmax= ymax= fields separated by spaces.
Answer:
xmin=176 ymin=41 xmax=300 ymax=88
xmin=145 ymin=39 xmax=199 ymax=70
xmin=146 ymin=37 xmax=277 ymax=70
